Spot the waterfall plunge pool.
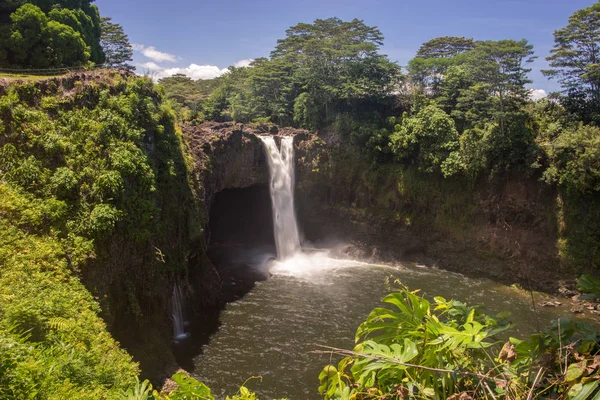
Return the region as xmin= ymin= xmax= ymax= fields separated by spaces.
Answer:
xmin=187 ymin=254 xmax=580 ymax=399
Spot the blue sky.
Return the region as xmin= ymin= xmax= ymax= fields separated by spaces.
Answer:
xmin=96 ymin=0 xmax=597 ymax=95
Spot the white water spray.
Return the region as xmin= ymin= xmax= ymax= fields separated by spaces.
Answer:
xmin=259 ymin=135 xmax=361 ymax=276
xmin=259 ymin=136 xmax=301 ymax=260
xmin=172 ymin=284 xmax=188 ymax=341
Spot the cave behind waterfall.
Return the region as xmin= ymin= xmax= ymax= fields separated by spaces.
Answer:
xmin=208 ymin=184 xmax=275 ymax=249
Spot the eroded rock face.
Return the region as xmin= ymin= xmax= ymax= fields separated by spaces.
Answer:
xmin=183 ymin=122 xmax=312 ymax=214
xmin=294 ymin=131 xmax=575 ymax=293
xmin=183 ymin=122 xmax=582 ymax=294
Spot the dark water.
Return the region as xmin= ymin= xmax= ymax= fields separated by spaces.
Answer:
xmin=191 ymin=255 xmax=575 ymax=399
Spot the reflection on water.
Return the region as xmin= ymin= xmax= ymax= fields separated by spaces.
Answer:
xmin=192 ymin=256 xmax=574 ymax=399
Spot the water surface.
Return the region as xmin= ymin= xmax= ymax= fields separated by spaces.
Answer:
xmin=192 ymin=255 xmax=573 ymax=399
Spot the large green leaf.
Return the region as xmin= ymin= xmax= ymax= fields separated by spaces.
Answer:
xmin=566 ymin=362 xmax=586 ymax=382
xmin=429 ymin=321 xmax=491 ymax=350
xmin=578 ymin=275 xmax=600 ymax=300
xmin=569 ymin=380 xmax=599 ymax=400
xmin=170 ymin=373 xmax=214 ymax=400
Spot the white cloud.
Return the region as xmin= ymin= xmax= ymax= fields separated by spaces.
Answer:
xmin=139 ymin=60 xmax=254 ymax=81
xmin=156 ymin=64 xmax=229 ymax=80
xmin=141 ymin=62 xmax=162 ymax=71
xmin=234 ymin=59 xmax=254 ymax=68
xmin=132 ymin=44 xmax=177 ymax=63
xmin=529 ymin=89 xmax=548 ymax=101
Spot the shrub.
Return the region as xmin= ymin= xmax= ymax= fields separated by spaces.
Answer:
xmin=390 ymin=104 xmax=460 ymax=173
xmin=319 ymin=285 xmax=600 ymax=399
xmin=543 ymin=124 xmax=600 ymax=193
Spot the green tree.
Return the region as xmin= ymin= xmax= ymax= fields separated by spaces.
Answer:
xmin=272 ymin=17 xmax=385 ymax=59
xmin=390 ymin=103 xmax=460 ymax=173
xmin=45 ymin=19 xmax=89 ymax=66
xmin=159 ymin=17 xmax=402 ymax=130
xmin=416 ymin=36 xmax=476 ymax=59
xmin=82 ymin=2 xmax=104 ymax=64
xmin=436 ymin=65 xmax=473 ymax=127
xmin=100 ymin=17 xmax=133 ymax=71
xmin=244 ymin=57 xmax=298 ymax=125
xmin=201 ymin=67 xmax=251 ymax=122
xmin=0 ymin=0 xmax=26 ymax=23
xmin=7 ymin=3 xmax=47 ymax=66
xmin=409 ymin=36 xmax=475 ymax=95
xmin=430 ymin=40 xmax=538 ymax=177
xmin=543 ymin=124 xmax=600 ymax=193
xmin=49 ymin=6 xmax=104 ymax=64
xmin=1 ymin=1 xmax=102 ymax=67
xmin=408 ymin=56 xmax=454 ymax=94
xmin=159 ymin=74 xmax=200 ymax=118
xmin=12 ymin=0 xmax=97 ymax=14
xmin=467 ymin=40 xmax=534 ymax=106
xmin=543 ymin=2 xmax=600 ymax=125
xmin=272 ymin=17 xmax=400 ymax=128
xmin=457 ymin=40 xmax=535 ymax=132
xmin=160 ymin=74 xmax=221 ymax=103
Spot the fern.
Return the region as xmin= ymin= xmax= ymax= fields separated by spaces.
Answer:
xmin=47 ymin=317 xmax=74 ymax=331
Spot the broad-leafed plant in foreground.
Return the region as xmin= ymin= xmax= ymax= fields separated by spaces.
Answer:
xmin=318 ymin=283 xmax=600 ymax=399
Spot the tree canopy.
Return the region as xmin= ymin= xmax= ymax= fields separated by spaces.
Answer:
xmin=416 ymin=36 xmax=475 ymax=59
xmin=100 ymin=17 xmax=133 ymax=71
xmin=0 ymin=0 xmax=104 ymax=68
xmin=270 ymin=18 xmax=400 ymax=127
xmin=159 ymin=9 xmax=600 ymax=193
xmin=161 ymin=18 xmax=401 ymax=130
xmin=543 ymin=1 xmax=600 ymax=124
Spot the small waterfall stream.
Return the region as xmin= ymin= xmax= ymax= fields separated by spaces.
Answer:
xmin=172 ymin=284 xmax=188 ymax=341
xmin=259 ymin=136 xmax=301 ymax=260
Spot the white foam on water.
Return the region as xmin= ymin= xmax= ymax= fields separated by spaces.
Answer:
xmin=269 ymin=251 xmax=383 ymax=279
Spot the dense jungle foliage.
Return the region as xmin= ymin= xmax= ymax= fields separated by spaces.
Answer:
xmin=0 ymin=71 xmax=206 ymax=399
xmin=0 ymin=0 xmax=103 ymax=68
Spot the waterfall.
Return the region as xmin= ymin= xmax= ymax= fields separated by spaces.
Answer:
xmin=172 ymin=284 xmax=188 ymax=341
xmin=259 ymin=136 xmax=301 ymax=260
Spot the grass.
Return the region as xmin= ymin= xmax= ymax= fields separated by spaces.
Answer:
xmin=0 ymin=73 xmax=64 ymax=80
